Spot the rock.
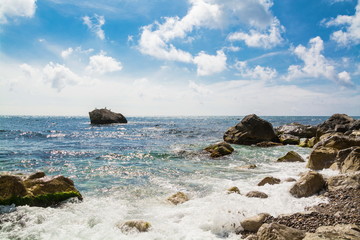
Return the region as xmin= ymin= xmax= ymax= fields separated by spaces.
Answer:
xmin=257 ymin=177 xmax=281 ymax=186
xmin=246 ymin=191 xmax=268 ymax=198
xmin=299 ymin=137 xmax=316 ymax=148
xmin=244 ymin=234 xmax=258 ymax=240
xmin=316 ymin=114 xmax=355 ymax=138
xmin=276 ymin=123 xmax=317 ymax=138
xmin=227 ymin=186 xmax=240 ymax=194
xmin=167 ymin=192 xmax=189 ymax=205
xmin=277 ymin=151 xmax=305 ymax=163
xmin=350 ymin=130 xmax=360 ymax=137
xmin=316 ymin=135 xmax=360 ymax=150
xmin=257 ymin=223 xmax=306 ymax=240
xmin=204 ymin=142 xmax=234 ymax=158
xmin=340 ymin=147 xmax=360 ymax=173
xmin=290 ymin=171 xmax=325 ymax=198
xmin=234 ymin=164 xmax=257 ymax=170
xmin=303 ymin=224 xmax=360 ymax=240
xmin=118 ymin=220 xmax=151 ymax=233
xmin=306 ymin=147 xmax=338 ymax=170
xmin=284 ymin=177 xmax=296 ymax=182
xmin=223 ymin=114 xmax=278 ymax=145
xmin=0 ymin=173 xmax=82 ymax=207
xmin=279 ymin=134 xmax=300 ymax=145
xmin=240 ymin=213 xmax=271 ymax=232
xmin=89 ymin=108 xmax=127 ymax=124
xmin=326 ymin=172 xmax=360 ymax=191
xmin=255 ymin=141 xmax=283 ymax=147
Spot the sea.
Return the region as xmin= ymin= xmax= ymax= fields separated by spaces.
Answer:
xmin=0 ymin=116 xmax=347 ymax=239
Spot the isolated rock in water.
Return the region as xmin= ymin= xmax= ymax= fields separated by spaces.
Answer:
xmin=316 ymin=114 xmax=355 ymax=138
xmin=227 ymin=186 xmax=241 ymax=194
xmin=89 ymin=108 xmax=127 ymax=124
xmin=326 ymin=172 xmax=360 ymax=191
xmin=290 ymin=171 xmax=325 ymax=198
xmin=0 ymin=172 xmax=82 ymax=207
xmin=118 ymin=220 xmax=151 ymax=233
xmin=340 ymin=147 xmax=360 ymax=173
xmin=246 ymin=191 xmax=268 ymax=198
xmin=204 ymin=142 xmax=234 ymax=158
xmin=279 ymin=134 xmax=300 ymax=145
xmin=307 ymin=147 xmax=338 ymax=170
xmin=241 ymin=213 xmax=271 ymax=232
xmin=223 ymin=114 xmax=278 ymax=145
xmin=303 ymin=224 xmax=360 ymax=240
xmin=167 ymin=192 xmax=189 ymax=205
xmin=257 ymin=223 xmax=306 ymax=240
xmin=277 ymin=151 xmax=305 ymax=163
xmin=257 ymin=176 xmax=281 ymax=186
xmin=276 ymin=122 xmax=317 ymax=138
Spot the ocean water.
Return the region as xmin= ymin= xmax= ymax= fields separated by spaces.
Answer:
xmin=0 ymin=116 xmax=338 ymax=239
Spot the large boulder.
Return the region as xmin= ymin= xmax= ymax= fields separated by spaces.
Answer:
xmin=204 ymin=142 xmax=234 ymax=158
xmin=306 ymin=147 xmax=338 ymax=170
xmin=290 ymin=171 xmax=325 ymax=198
xmin=223 ymin=114 xmax=278 ymax=145
xmin=304 ymin=224 xmax=360 ymax=240
xmin=89 ymin=108 xmax=127 ymax=124
xmin=276 ymin=122 xmax=317 ymax=138
xmin=279 ymin=134 xmax=300 ymax=145
xmin=257 ymin=223 xmax=306 ymax=240
xmin=340 ymin=147 xmax=360 ymax=173
xmin=326 ymin=172 xmax=360 ymax=191
xmin=316 ymin=135 xmax=360 ymax=150
xmin=316 ymin=114 xmax=355 ymax=138
xmin=277 ymin=151 xmax=305 ymax=163
xmin=0 ymin=172 xmax=82 ymax=207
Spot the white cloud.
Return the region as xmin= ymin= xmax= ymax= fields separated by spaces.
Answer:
xmin=43 ymin=62 xmax=83 ymax=92
xmin=193 ymin=50 xmax=227 ymax=76
xmin=0 ymin=0 xmax=36 ymax=24
xmin=325 ymin=1 xmax=360 ymax=46
xmin=234 ymin=61 xmax=277 ymax=81
xmin=60 ymin=46 xmax=94 ymax=59
xmin=228 ymin=18 xmax=284 ymax=48
xmin=85 ymin=52 xmax=122 ymax=74
xmin=61 ymin=48 xmax=74 ymax=59
xmin=189 ymin=81 xmax=212 ymax=95
xmin=286 ymin=36 xmax=353 ymax=86
xmin=83 ymin=14 xmax=105 ymax=40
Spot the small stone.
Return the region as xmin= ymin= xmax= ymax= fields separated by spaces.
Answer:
xmin=118 ymin=220 xmax=151 ymax=233
xmin=257 ymin=176 xmax=281 ymax=186
xmin=167 ymin=192 xmax=189 ymax=205
xmin=246 ymin=191 xmax=268 ymax=198
xmin=227 ymin=186 xmax=241 ymax=194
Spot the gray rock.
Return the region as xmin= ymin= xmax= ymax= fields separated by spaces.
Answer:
xmin=279 ymin=134 xmax=300 ymax=145
xmin=89 ymin=108 xmax=127 ymax=124
xmin=316 ymin=114 xmax=355 ymax=138
xmin=276 ymin=122 xmax=317 ymax=138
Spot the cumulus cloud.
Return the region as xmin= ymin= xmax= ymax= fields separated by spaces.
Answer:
xmin=0 ymin=0 xmax=37 ymax=24
xmin=234 ymin=61 xmax=277 ymax=81
xmin=325 ymin=1 xmax=360 ymax=46
xmin=286 ymin=36 xmax=353 ymax=86
xmin=193 ymin=50 xmax=227 ymax=76
xmin=85 ymin=52 xmax=122 ymax=74
xmin=228 ymin=18 xmax=285 ymax=48
xmin=83 ymin=14 xmax=105 ymax=40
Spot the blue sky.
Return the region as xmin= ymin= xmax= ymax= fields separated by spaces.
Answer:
xmin=0 ymin=0 xmax=359 ymax=116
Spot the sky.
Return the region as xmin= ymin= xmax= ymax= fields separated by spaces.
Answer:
xmin=0 ymin=0 xmax=360 ymax=116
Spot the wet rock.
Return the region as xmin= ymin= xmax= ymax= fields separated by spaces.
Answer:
xmin=255 ymin=141 xmax=283 ymax=147
xmin=118 ymin=220 xmax=151 ymax=233
xmin=167 ymin=192 xmax=189 ymax=205
xmin=204 ymin=142 xmax=234 ymax=158
xmin=279 ymin=134 xmax=300 ymax=145
xmin=306 ymin=147 xmax=338 ymax=170
xmin=246 ymin=191 xmax=268 ymax=199
xmin=227 ymin=186 xmax=240 ymax=194
xmin=0 ymin=173 xmax=82 ymax=207
xmin=234 ymin=164 xmax=257 ymax=170
xmin=326 ymin=172 xmax=360 ymax=191
xmin=277 ymin=151 xmax=305 ymax=163
xmin=89 ymin=108 xmax=127 ymax=124
xmin=27 ymin=171 xmax=45 ymax=180
xmin=257 ymin=177 xmax=280 ymax=186
xmin=290 ymin=171 xmax=325 ymax=198
xmin=304 ymin=224 xmax=360 ymax=240
xmin=257 ymin=223 xmax=306 ymax=240
xmin=276 ymin=122 xmax=317 ymax=138
xmin=299 ymin=137 xmax=316 ymax=148
xmin=223 ymin=114 xmax=278 ymax=145
xmin=316 ymin=114 xmax=355 ymax=138
xmin=240 ymin=213 xmax=271 ymax=232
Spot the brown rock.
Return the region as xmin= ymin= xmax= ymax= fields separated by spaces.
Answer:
xmin=257 ymin=177 xmax=281 ymax=186
xmin=227 ymin=186 xmax=240 ymax=194
xmin=241 ymin=213 xmax=271 ymax=232
xmin=89 ymin=108 xmax=127 ymax=124
xmin=0 ymin=175 xmax=27 ymax=200
xmin=255 ymin=141 xmax=283 ymax=147
xmin=246 ymin=191 xmax=268 ymax=198
xmin=341 ymin=147 xmax=360 ymax=173
xmin=304 ymin=224 xmax=360 ymax=240
xmin=290 ymin=171 xmax=325 ymax=198
xmin=257 ymin=223 xmax=306 ymax=240
xmin=118 ymin=220 xmax=151 ymax=233
xmin=277 ymin=151 xmax=305 ymax=162
xmin=167 ymin=192 xmax=189 ymax=205
xmin=306 ymin=147 xmax=338 ymax=170
xmin=326 ymin=172 xmax=360 ymax=191
xmin=204 ymin=142 xmax=234 ymax=158
xmin=279 ymin=134 xmax=300 ymax=145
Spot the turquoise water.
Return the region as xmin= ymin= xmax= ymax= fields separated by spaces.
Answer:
xmin=0 ymin=116 xmax=337 ymax=239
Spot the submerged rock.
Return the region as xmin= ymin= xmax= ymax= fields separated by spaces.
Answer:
xmin=167 ymin=192 xmax=189 ymax=205
xmin=0 ymin=172 xmax=82 ymax=207
xmin=118 ymin=220 xmax=151 ymax=233
xmin=204 ymin=142 xmax=234 ymax=158
xmin=257 ymin=223 xmax=306 ymax=240
xmin=227 ymin=186 xmax=241 ymax=194
xmin=240 ymin=213 xmax=271 ymax=232
xmin=234 ymin=164 xmax=257 ymax=170
xmin=223 ymin=114 xmax=278 ymax=145
xmin=289 ymin=171 xmax=325 ymax=198
xmin=277 ymin=151 xmax=305 ymax=163
xmin=257 ymin=176 xmax=280 ymax=186
xmin=89 ymin=108 xmax=127 ymax=124
xmin=246 ymin=191 xmax=268 ymax=199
